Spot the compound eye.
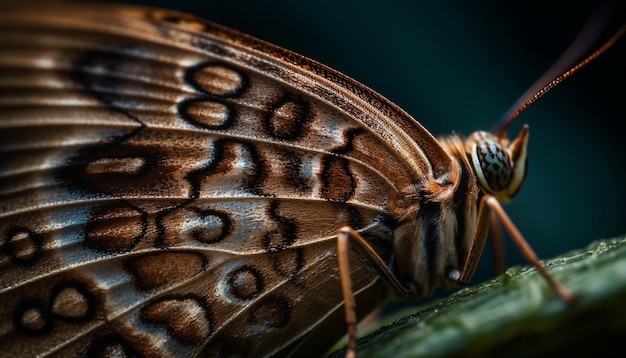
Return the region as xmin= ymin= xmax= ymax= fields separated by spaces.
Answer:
xmin=474 ymin=139 xmax=511 ymax=192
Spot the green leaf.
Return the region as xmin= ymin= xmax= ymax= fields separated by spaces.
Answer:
xmin=329 ymin=235 xmax=626 ymax=357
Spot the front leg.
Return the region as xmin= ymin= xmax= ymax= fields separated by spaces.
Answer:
xmin=458 ymin=195 xmax=574 ymax=302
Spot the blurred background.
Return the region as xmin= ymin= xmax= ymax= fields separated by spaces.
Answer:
xmin=112 ymin=1 xmax=625 ymax=290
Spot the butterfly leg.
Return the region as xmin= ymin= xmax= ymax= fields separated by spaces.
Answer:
xmin=336 ymin=226 xmax=411 ymax=358
xmin=457 ymin=195 xmax=492 ymax=284
xmin=459 ymin=195 xmax=574 ymax=302
xmin=489 ymin=210 xmax=507 ymax=276
xmin=337 ymin=228 xmax=358 ymax=358
xmin=484 ymin=196 xmax=575 ymax=302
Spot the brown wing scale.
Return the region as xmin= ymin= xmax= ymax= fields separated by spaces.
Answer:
xmin=0 ymin=3 xmax=448 ymax=357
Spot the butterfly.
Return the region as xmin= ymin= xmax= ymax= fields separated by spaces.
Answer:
xmin=0 ymin=2 xmax=623 ymax=357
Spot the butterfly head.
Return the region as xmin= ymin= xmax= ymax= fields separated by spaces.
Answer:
xmin=465 ymin=125 xmax=529 ymax=203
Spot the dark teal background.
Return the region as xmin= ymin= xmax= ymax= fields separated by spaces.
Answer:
xmin=117 ymin=1 xmax=625 ymax=286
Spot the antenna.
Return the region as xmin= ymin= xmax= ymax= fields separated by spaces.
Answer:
xmin=491 ymin=18 xmax=625 ymax=138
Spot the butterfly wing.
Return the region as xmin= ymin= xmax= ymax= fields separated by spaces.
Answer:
xmin=0 ymin=3 xmax=449 ymax=356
